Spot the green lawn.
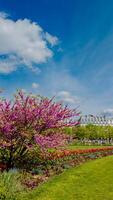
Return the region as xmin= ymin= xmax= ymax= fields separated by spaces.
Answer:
xmin=66 ymin=144 xmax=112 ymax=150
xmin=23 ymin=155 xmax=113 ymax=200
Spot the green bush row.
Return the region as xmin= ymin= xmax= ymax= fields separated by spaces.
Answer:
xmin=64 ymin=125 xmax=113 ymax=141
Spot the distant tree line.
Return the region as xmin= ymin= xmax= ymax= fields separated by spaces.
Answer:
xmin=65 ymin=125 xmax=113 ymax=144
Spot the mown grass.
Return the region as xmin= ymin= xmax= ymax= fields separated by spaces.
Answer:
xmin=66 ymin=144 xmax=112 ymax=150
xmin=22 ymin=155 xmax=113 ymax=200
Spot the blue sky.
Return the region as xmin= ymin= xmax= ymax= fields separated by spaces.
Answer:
xmin=0 ymin=0 xmax=113 ymax=115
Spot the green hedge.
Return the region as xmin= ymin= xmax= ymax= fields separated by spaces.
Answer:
xmin=72 ymin=125 xmax=113 ymax=141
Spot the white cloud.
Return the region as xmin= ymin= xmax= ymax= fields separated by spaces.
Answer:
xmin=100 ymin=109 xmax=113 ymax=117
xmin=0 ymin=55 xmax=20 ymax=74
xmin=57 ymin=90 xmax=80 ymax=105
xmin=32 ymin=82 xmax=39 ymax=89
xmin=0 ymin=12 xmax=58 ymax=74
xmin=0 ymin=61 xmax=16 ymax=74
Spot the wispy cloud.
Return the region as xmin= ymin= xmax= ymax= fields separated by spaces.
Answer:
xmin=56 ymin=90 xmax=80 ymax=105
xmin=0 ymin=11 xmax=9 ymax=18
xmin=45 ymin=32 xmax=59 ymax=46
xmin=100 ymin=108 xmax=113 ymax=117
xmin=32 ymin=82 xmax=39 ymax=89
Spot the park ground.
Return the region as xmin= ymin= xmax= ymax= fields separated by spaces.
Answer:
xmin=21 ymin=154 xmax=113 ymax=200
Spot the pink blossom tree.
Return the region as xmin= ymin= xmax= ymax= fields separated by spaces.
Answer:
xmin=0 ymin=91 xmax=79 ymax=170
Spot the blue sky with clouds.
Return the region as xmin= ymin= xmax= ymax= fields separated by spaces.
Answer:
xmin=0 ymin=0 xmax=113 ymax=115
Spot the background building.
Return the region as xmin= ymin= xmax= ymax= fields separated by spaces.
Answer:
xmin=80 ymin=115 xmax=113 ymax=126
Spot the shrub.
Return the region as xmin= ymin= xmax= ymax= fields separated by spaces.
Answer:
xmin=0 ymin=91 xmax=79 ymax=170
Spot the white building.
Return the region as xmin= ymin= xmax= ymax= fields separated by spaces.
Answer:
xmin=80 ymin=115 xmax=113 ymax=126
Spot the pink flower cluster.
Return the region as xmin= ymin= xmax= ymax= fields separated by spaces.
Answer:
xmin=35 ymin=133 xmax=68 ymax=148
xmin=0 ymin=91 xmax=79 ymax=148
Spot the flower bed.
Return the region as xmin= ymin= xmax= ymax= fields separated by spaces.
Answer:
xmin=40 ymin=147 xmax=113 ymax=176
xmin=1 ymin=147 xmax=113 ymax=190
